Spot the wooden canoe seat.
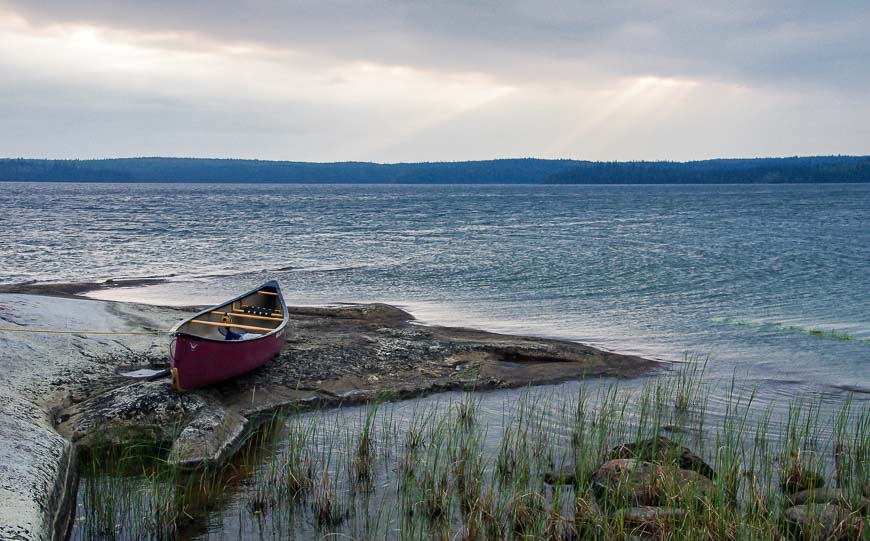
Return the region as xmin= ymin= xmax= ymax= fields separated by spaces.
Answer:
xmin=258 ymin=290 xmax=278 ymax=296
xmin=212 ymin=310 xmax=283 ymax=322
xmin=189 ymin=319 xmax=272 ymax=333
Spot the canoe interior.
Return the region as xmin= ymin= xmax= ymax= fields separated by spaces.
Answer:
xmin=175 ymin=285 xmax=286 ymax=340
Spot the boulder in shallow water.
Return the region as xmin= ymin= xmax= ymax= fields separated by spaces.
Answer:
xmin=592 ymin=459 xmax=659 ymax=507
xmin=167 ymin=401 xmax=248 ymax=468
xmin=618 ymin=506 xmax=686 ymax=536
xmin=786 ymin=488 xmax=870 ymax=515
xmin=783 ymin=503 xmax=865 ymax=540
xmin=607 ymin=436 xmax=714 ymax=480
xmin=781 ymin=469 xmax=826 ymax=494
xmin=591 ymin=459 xmax=715 ymax=509
xmin=544 ymin=467 xmax=579 ymax=486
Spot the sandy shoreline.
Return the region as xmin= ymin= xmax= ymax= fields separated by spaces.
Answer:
xmin=0 ymin=284 xmax=658 ymax=540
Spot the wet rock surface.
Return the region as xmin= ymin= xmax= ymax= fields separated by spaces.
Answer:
xmin=167 ymin=399 xmax=248 ymax=468
xmin=618 ymin=506 xmax=686 ymax=536
xmin=606 ymin=436 xmax=715 ymax=480
xmin=213 ymin=303 xmax=654 ymax=398
xmin=781 ymin=468 xmax=827 ymax=494
xmin=543 ymin=468 xmax=581 ymax=486
xmin=0 ymin=278 xmax=171 ymax=299
xmin=783 ymin=502 xmax=865 ymax=540
xmin=591 ymin=458 xmax=715 ymax=509
xmin=785 ymin=488 xmax=870 ymax=514
xmin=57 ymin=380 xmax=191 ymax=447
xmin=0 ymin=293 xmax=657 ymax=540
xmin=544 ymin=436 xmax=715 ymax=491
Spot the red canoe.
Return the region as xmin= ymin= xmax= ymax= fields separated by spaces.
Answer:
xmin=170 ymin=280 xmax=289 ymax=391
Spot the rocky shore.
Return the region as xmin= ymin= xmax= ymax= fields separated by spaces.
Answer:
xmin=0 ymin=290 xmax=657 ymax=540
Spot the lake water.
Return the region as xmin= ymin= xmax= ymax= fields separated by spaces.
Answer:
xmin=2 ymin=182 xmax=868 ymax=402
xmin=6 ymin=182 xmax=867 ymax=539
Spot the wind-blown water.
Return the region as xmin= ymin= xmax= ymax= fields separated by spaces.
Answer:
xmin=8 ymin=182 xmax=866 ymax=539
xmin=2 ymin=182 xmax=869 ymax=404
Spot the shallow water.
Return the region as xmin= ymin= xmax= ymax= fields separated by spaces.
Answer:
xmin=69 ymin=377 xmax=865 ymax=540
xmin=119 ymin=368 xmax=167 ymax=379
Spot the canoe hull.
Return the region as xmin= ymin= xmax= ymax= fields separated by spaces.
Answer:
xmin=171 ymin=327 xmax=286 ymax=391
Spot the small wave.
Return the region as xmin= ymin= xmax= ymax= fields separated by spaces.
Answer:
xmin=722 ymin=318 xmax=869 ymax=344
xmin=832 ymin=384 xmax=870 ymax=395
xmin=285 ymin=264 xmax=374 ymax=274
xmin=190 ymin=263 xmax=376 ymax=280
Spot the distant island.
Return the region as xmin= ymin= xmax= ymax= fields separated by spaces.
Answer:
xmin=1 ymin=155 xmax=869 ymax=184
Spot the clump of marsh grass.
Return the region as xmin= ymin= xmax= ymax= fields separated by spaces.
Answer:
xmin=80 ymin=448 xmax=125 ymax=538
xmin=244 ymin=412 xmax=290 ymax=515
xmin=280 ymin=415 xmax=316 ymax=500
xmin=352 ymin=402 xmax=378 ymax=486
xmin=834 ymin=395 xmax=870 ymax=499
xmin=507 ymin=490 xmax=546 ymax=535
xmin=398 ymin=407 xmax=428 ymax=481
xmin=779 ymin=396 xmax=826 ymax=494
xmin=421 ymin=469 xmax=451 ymax=521
xmin=313 ymin=470 xmax=346 ymax=528
xmin=462 ymin=487 xmax=503 ymax=540
xmin=675 ymin=352 xmax=709 ymax=413
xmin=495 ymin=424 xmax=520 ymax=484
xmin=714 ymin=375 xmax=755 ymax=508
xmin=456 ymin=392 xmax=478 ymax=431
xmin=573 ymin=492 xmax=605 ymax=538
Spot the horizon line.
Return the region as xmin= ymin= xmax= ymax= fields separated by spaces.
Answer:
xmin=2 ymin=154 xmax=869 ymax=166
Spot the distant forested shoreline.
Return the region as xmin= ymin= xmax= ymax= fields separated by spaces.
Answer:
xmin=1 ymin=156 xmax=869 ymax=184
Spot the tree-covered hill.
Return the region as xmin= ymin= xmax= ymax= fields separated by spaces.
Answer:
xmin=0 ymin=157 xmax=581 ymax=183
xmin=546 ymin=156 xmax=870 ymax=184
xmin=0 ymin=156 xmax=868 ymax=184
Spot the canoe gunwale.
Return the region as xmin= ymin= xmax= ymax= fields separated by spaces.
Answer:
xmin=169 ymin=280 xmax=288 ymax=344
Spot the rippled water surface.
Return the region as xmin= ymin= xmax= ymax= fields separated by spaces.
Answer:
xmin=3 ymin=182 xmax=868 ymax=400
xmin=8 ymin=182 xmax=867 ymax=539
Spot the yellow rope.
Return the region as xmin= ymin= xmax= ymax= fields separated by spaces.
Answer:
xmin=0 ymin=327 xmax=169 ymax=335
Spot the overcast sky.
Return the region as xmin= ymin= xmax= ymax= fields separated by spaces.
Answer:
xmin=1 ymin=1 xmax=868 ymax=162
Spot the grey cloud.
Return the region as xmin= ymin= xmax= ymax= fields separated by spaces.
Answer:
xmin=3 ymin=0 xmax=869 ymax=90
xmin=4 ymin=70 xmax=868 ymax=162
